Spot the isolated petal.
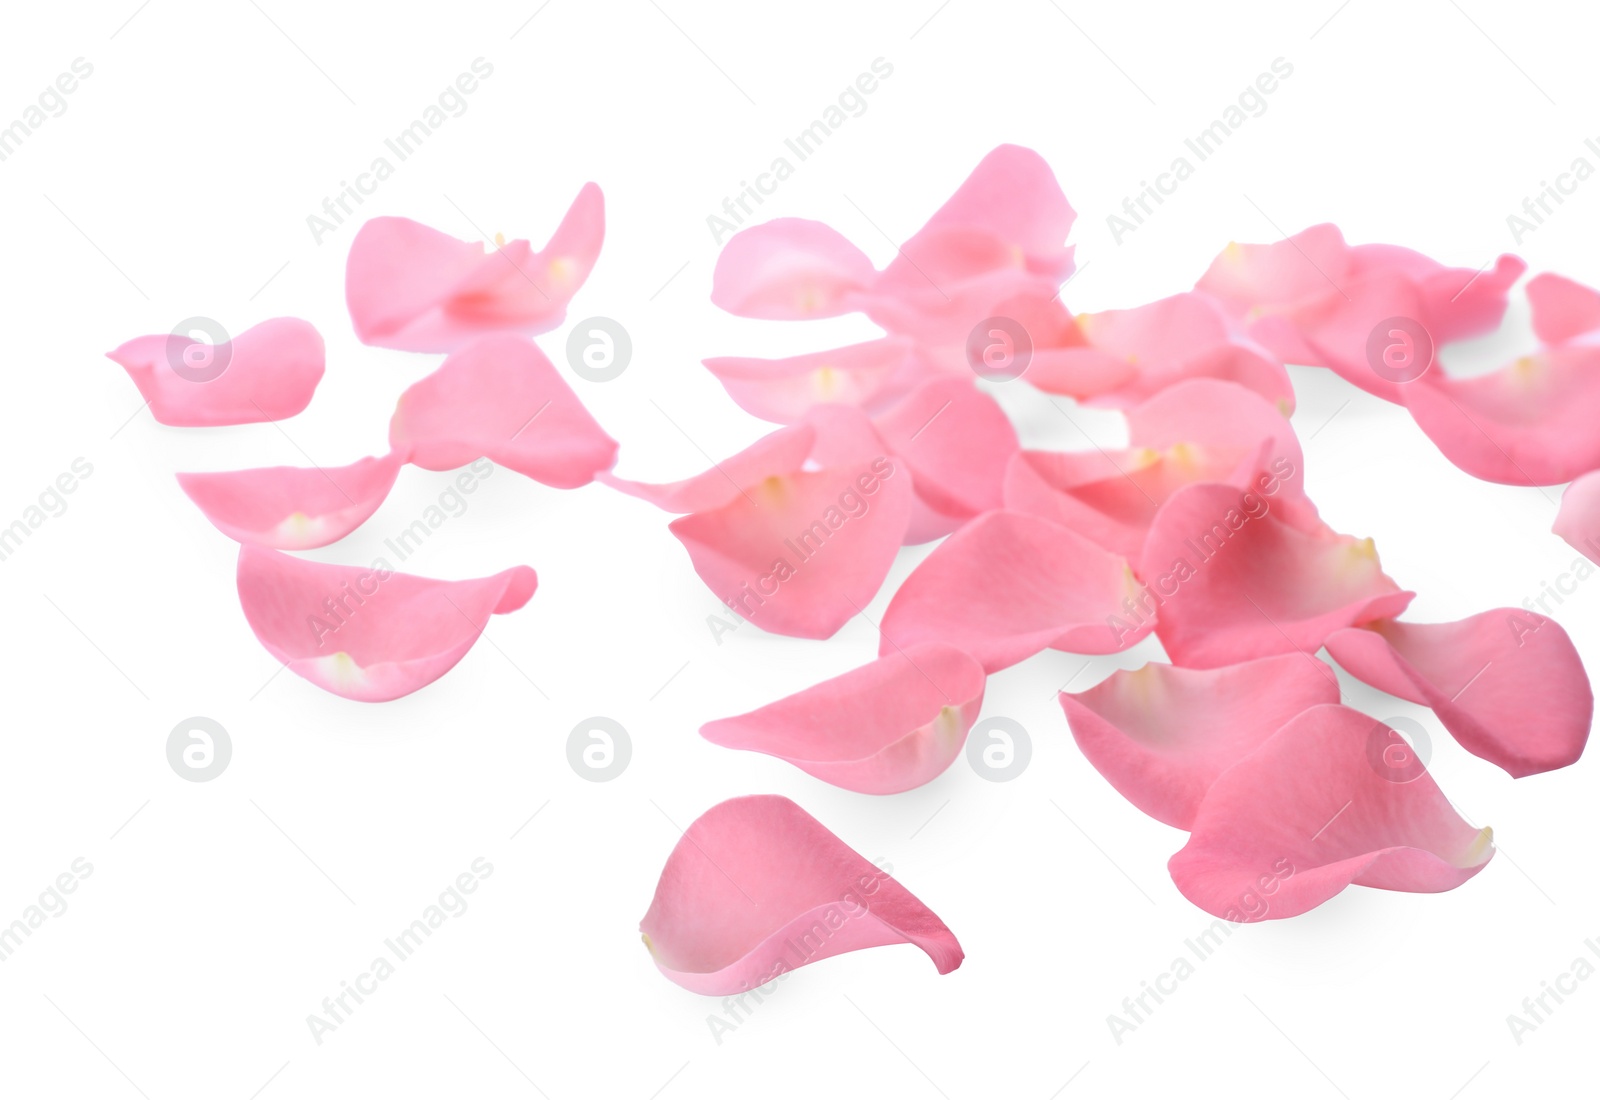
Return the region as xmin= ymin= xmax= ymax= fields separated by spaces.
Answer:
xmin=177 ymin=454 xmax=402 ymax=550
xmin=1324 ymin=612 xmax=1591 ymax=777
xmin=389 ymin=334 xmax=617 ymax=488
xmin=1554 ymin=469 xmax=1600 ymax=563
xmin=235 ymin=546 xmax=536 ymax=702
xmin=346 ymin=184 xmax=603 ymax=352
xmin=1170 ymin=704 xmax=1495 ymax=921
xmin=879 ymin=510 xmax=1149 ymax=672
xmin=1137 ymin=482 xmax=1411 ymax=668
xmin=1528 ymin=271 xmax=1600 ymax=344
xmin=106 ymin=317 xmax=324 ymax=427
xmin=702 ymin=338 xmax=913 ymax=425
xmin=711 ymin=218 xmax=877 ymax=319
xmin=640 ymin=794 xmax=963 ymax=995
xmin=601 ymin=424 xmax=817 ymax=513
xmin=701 ymin=644 xmax=986 ymax=794
xmin=1062 ymin=655 xmax=1341 ymax=829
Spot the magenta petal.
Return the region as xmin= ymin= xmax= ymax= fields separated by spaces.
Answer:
xmin=1529 ymin=272 xmax=1600 ymax=344
xmin=1170 ymin=704 xmax=1495 ymax=921
xmin=879 ymin=510 xmax=1149 ymax=672
xmin=711 ymin=218 xmax=877 ymax=319
xmin=1324 ymin=612 xmax=1591 ymax=777
xmin=106 ymin=317 xmax=324 ymax=427
xmin=1062 ymin=655 xmax=1341 ymax=829
xmin=669 ymin=459 xmax=913 ymax=639
xmin=1137 ymin=482 xmax=1412 ymax=668
xmin=177 ymin=454 xmax=402 ymax=549
xmin=640 ymin=795 xmax=963 ymax=994
xmin=346 ymin=184 xmax=604 ymax=352
xmin=236 ymin=546 xmax=536 ymax=702
xmin=702 ymin=644 xmax=985 ymax=794
xmin=389 ymin=334 xmax=617 ymax=488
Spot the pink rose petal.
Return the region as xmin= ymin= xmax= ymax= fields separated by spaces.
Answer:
xmin=711 ymin=218 xmax=877 ymax=319
xmin=1554 ymin=469 xmax=1600 ymax=564
xmin=702 ymin=338 xmax=914 ymax=424
xmin=177 ymin=453 xmax=403 ymax=550
xmin=640 ymin=794 xmax=963 ymax=995
xmin=1529 ymin=272 xmax=1600 ymax=344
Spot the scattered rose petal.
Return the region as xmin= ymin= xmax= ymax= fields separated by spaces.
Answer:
xmin=1528 ymin=272 xmax=1600 ymax=345
xmin=639 ymin=794 xmax=963 ymax=994
xmin=177 ymin=453 xmax=403 ymax=550
xmin=1170 ymin=704 xmax=1495 ymax=921
xmin=1554 ymin=469 xmax=1600 ymax=564
xmin=106 ymin=317 xmax=324 ymax=427
xmin=235 ymin=546 xmax=536 ymax=702
xmin=711 ymin=218 xmax=877 ymax=320
xmin=701 ymin=643 xmax=986 ymax=794
xmin=702 ymin=338 xmax=914 ymax=424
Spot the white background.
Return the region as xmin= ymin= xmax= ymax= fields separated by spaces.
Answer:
xmin=2 ymin=1 xmax=1597 ymax=1096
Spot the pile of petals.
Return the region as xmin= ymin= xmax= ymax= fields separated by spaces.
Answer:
xmin=631 ymin=141 xmax=1595 ymax=984
xmin=107 ymin=187 xmax=617 ymax=701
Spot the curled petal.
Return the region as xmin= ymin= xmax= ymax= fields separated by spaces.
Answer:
xmin=1195 ymin=224 xmax=1352 ymax=365
xmin=703 ymin=338 xmax=913 ymax=424
xmin=346 ymin=184 xmax=603 ymax=352
xmin=711 ymin=218 xmax=877 ymax=319
xmin=1528 ymin=272 xmax=1600 ymax=345
xmin=873 ymin=377 xmax=1019 ymax=543
xmin=106 ymin=317 xmax=324 ymax=427
xmin=701 ymin=644 xmax=986 ymax=794
xmin=1400 ymin=344 xmax=1600 ymax=485
xmin=1170 ymin=704 xmax=1495 ymax=921
xmin=1136 ymin=482 xmax=1412 ymax=668
xmin=1062 ymin=655 xmax=1341 ymax=829
xmin=640 ymin=795 xmax=963 ymax=994
xmin=1352 ymin=246 xmax=1523 ymax=344
xmin=1324 ymin=612 xmax=1592 ymax=777
xmin=602 ymin=424 xmax=817 ymax=513
xmin=879 ymin=510 xmax=1150 ymax=672
xmin=236 ymin=546 xmax=536 ymax=702
xmin=669 ymin=457 xmax=913 ymax=639
xmin=389 ymin=334 xmax=617 ymax=488
xmin=177 ymin=454 xmax=402 ymax=549
xmin=1554 ymin=469 xmax=1600 ymax=564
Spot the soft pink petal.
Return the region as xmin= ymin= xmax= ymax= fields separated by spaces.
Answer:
xmin=1400 ymin=343 xmax=1600 ymax=485
xmin=1554 ymin=469 xmax=1600 ymax=563
xmin=1324 ymin=612 xmax=1591 ymax=777
xmin=702 ymin=338 xmax=914 ymax=424
xmin=106 ymin=317 xmax=324 ymax=427
xmin=669 ymin=457 xmax=913 ymax=639
xmin=177 ymin=454 xmax=402 ymax=550
xmin=346 ymin=185 xmax=604 ymax=352
xmin=389 ymin=334 xmax=617 ymax=488
xmin=878 ymin=510 xmax=1150 ymax=672
xmin=872 ymin=377 xmax=1019 ymax=543
xmin=1528 ymin=271 xmax=1600 ymax=344
xmin=1195 ymin=224 xmax=1352 ymax=365
xmin=235 ymin=546 xmax=536 ymax=702
xmin=701 ymin=644 xmax=986 ymax=794
xmin=1062 ymin=654 xmax=1341 ymax=829
xmin=1170 ymin=704 xmax=1495 ymax=921
xmin=1137 ymin=482 xmax=1412 ymax=668
xmin=601 ymin=424 xmax=817 ymax=513
xmin=711 ymin=218 xmax=877 ymax=319
xmin=1352 ymin=246 xmax=1523 ymax=344
xmin=640 ymin=795 xmax=963 ymax=995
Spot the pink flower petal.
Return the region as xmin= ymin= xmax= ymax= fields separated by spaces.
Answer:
xmin=389 ymin=334 xmax=617 ymax=488
xmin=1528 ymin=271 xmax=1600 ymax=344
xmin=872 ymin=377 xmax=1019 ymax=543
xmin=1324 ymin=612 xmax=1591 ymax=777
xmin=106 ymin=317 xmax=324 ymax=427
xmin=639 ymin=794 xmax=963 ymax=994
xmin=346 ymin=184 xmax=604 ymax=352
xmin=669 ymin=455 xmax=912 ymax=640
xmin=702 ymin=338 xmax=914 ymax=424
xmin=235 ymin=546 xmax=536 ymax=702
xmin=601 ymin=424 xmax=817 ymax=513
xmin=711 ymin=218 xmax=877 ymax=319
xmin=1169 ymin=704 xmax=1496 ymax=921
xmin=879 ymin=510 xmax=1149 ymax=672
xmin=1554 ymin=469 xmax=1600 ymax=563
xmin=1136 ymin=482 xmax=1412 ymax=668
xmin=701 ymin=644 xmax=986 ymax=794
xmin=1062 ymin=655 xmax=1341 ymax=829
xmin=1351 ymin=246 xmax=1523 ymax=344
xmin=1400 ymin=343 xmax=1600 ymax=485
xmin=177 ymin=454 xmax=403 ymax=550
